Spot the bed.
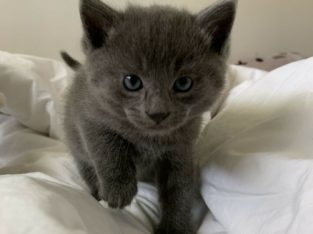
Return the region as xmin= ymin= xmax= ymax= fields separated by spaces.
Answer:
xmin=0 ymin=50 xmax=313 ymax=234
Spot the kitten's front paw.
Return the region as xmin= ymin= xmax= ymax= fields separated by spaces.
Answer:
xmin=100 ymin=178 xmax=138 ymax=209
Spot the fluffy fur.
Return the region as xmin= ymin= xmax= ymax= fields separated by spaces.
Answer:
xmin=62 ymin=0 xmax=236 ymax=233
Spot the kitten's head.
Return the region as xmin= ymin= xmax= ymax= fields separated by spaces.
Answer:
xmin=79 ymin=0 xmax=237 ymax=135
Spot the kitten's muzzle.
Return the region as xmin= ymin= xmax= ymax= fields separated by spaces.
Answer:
xmin=145 ymin=111 xmax=170 ymax=124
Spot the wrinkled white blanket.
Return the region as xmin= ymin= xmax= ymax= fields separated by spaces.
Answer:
xmin=0 ymin=50 xmax=312 ymax=234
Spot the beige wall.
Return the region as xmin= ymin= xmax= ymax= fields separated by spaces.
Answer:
xmin=0 ymin=0 xmax=312 ymax=62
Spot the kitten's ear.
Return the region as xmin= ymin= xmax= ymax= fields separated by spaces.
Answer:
xmin=196 ymin=0 xmax=237 ymax=55
xmin=80 ymin=0 xmax=121 ymax=51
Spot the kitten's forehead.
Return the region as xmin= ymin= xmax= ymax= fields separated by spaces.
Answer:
xmin=107 ymin=6 xmax=209 ymax=69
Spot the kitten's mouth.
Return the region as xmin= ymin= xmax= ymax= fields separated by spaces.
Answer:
xmin=142 ymin=122 xmax=174 ymax=131
xmin=129 ymin=117 xmax=187 ymax=136
xmin=145 ymin=124 xmax=178 ymax=135
xmin=147 ymin=123 xmax=171 ymax=130
xmin=125 ymin=110 xmax=188 ymax=135
xmin=127 ymin=117 xmax=175 ymax=134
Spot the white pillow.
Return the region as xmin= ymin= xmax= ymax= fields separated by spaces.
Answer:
xmin=0 ymin=50 xmax=72 ymax=139
xmin=197 ymin=58 xmax=313 ymax=234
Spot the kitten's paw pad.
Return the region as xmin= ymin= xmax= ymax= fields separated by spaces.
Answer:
xmin=102 ymin=179 xmax=138 ymax=209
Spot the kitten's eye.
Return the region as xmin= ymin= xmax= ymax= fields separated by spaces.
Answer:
xmin=173 ymin=76 xmax=193 ymax=92
xmin=123 ymin=75 xmax=143 ymax=91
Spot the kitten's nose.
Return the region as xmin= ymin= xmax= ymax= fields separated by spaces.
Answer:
xmin=146 ymin=112 xmax=170 ymax=124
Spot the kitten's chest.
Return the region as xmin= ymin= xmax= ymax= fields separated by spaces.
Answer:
xmin=127 ymin=129 xmax=192 ymax=160
xmin=134 ymin=139 xmax=169 ymax=160
xmin=133 ymin=139 xmax=169 ymax=182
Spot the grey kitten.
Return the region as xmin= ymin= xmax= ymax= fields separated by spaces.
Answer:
xmin=62 ymin=0 xmax=236 ymax=233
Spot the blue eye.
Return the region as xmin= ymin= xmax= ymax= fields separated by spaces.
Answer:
xmin=123 ymin=75 xmax=143 ymax=91
xmin=173 ymin=76 xmax=193 ymax=92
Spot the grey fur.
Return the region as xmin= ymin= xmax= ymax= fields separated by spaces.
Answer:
xmin=62 ymin=0 xmax=236 ymax=233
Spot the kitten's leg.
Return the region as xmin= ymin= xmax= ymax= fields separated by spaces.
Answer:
xmin=155 ymin=152 xmax=195 ymax=234
xmin=82 ymin=126 xmax=138 ymax=209
xmin=75 ymin=159 xmax=100 ymax=200
xmin=94 ymin=139 xmax=137 ymax=208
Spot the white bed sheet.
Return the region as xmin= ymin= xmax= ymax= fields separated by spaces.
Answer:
xmin=0 ymin=50 xmax=312 ymax=234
